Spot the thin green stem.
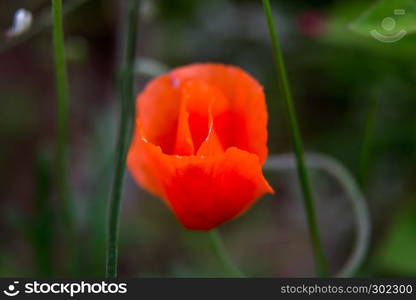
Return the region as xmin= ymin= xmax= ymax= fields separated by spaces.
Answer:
xmin=106 ymin=0 xmax=140 ymax=278
xmin=357 ymin=92 xmax=379 ymax=188
xmin=262 ymin=0 xmax=328 ymax=277
xmin=52 ymin=0 xmax=76 ymax=274
xmin=208 ymin=230 xmax=244 ymax=277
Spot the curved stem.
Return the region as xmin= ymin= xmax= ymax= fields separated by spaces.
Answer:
xmin=52 ymin=0 xmax=76 ymax=275
xmin=106 ymin=0 xmax=140 ymax=278
xmin=264 ymin=153 xmax=371 ymax=277
xmin=134 ymin=57 xmax=170 ymax=78
xmin=262 ymin=0 xmax=328 ymax=277
xmin=208 ymin=230 xmax=244 ymax=277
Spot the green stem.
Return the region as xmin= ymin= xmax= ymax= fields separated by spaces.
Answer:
xmin=52 ymin=0 xmax=76 ymax=275
xmin=208 ymin=230 xmax=244 ymax=277
xmin=357 ymin=92 xmax=379 ymax=188
xmin=106 ymin=0 xmax=140 ymax=278
xmin=262 ymin=0 xmax=328 ymax=277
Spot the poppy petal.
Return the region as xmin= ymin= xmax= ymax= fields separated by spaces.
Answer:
xmin=128 ymin=131 xmax=273 ymax=229
xmin=163 ymin=147 xmax=274 ymax=230
xmin=171 ymin=63 xmax=268 ymax=163
xmin=136 ymin=75 xmax=181 ymax=155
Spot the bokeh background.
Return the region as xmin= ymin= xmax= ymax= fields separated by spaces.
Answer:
xmin=0 ymin=0 xmax=415 ymax=277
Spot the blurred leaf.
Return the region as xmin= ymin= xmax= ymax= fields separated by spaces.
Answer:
xmin=324 ymin=0 xmax=416 ymax=59
xmin=373 ymin=201 xmax=416 ymax=275
xmin=350 ymin=0 xmax=416 ymax=37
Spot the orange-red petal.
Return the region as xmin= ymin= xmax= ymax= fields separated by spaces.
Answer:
xmin=127 ymin=130 xmax=273 ymax=229
xmin=164 ymin=147 xmax=273 ymax=229
xmin=127 ymin=63 xmax=273 ymax=230
xmin=171 ymin=63 xmax=268 ymax=163
xmin=136 ymin=63 xmax=268 ymax=162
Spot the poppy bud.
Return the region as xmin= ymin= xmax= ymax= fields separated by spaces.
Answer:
xmin=128 ymin=63 xmax=274 ymax=230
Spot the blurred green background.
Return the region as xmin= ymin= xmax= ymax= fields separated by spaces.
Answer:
xmin=0 ymin=0 xmax=415 ymax=277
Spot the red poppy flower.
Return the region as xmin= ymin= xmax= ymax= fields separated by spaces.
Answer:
xmin=127 ymin=63 xmax=274 ymax=230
